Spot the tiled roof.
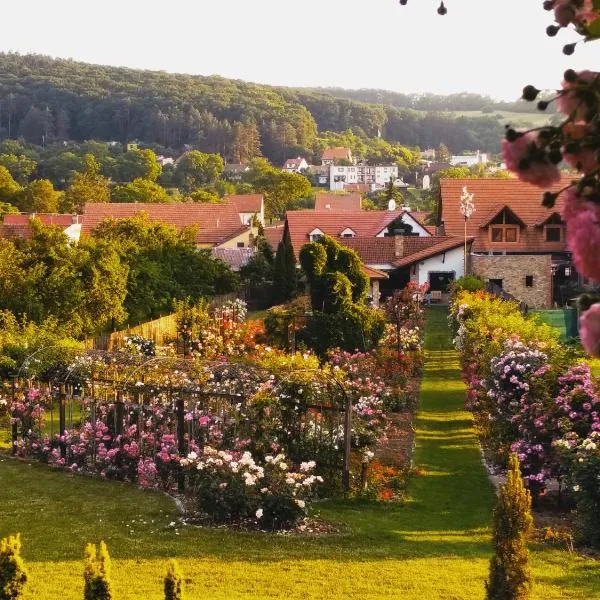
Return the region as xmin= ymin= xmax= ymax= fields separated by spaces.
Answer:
xmin=344 ymin=183 xmax=371 ymax=193
xmin=314 ymin=193 xmax=362 ymax=211
xmin=212 ymin=247 xmax=255 ymax=271
xmin=392 ymin=236 xmax=473 ymax=268
xmin=363 ymin=265 xmax=389 ymax=280
xmin=0 ymin=213 xmax=79 ymax=240
xmin=81 ymin=203 xmax=247 ymax=246
xmin=285 ymin=210 xmax=400 ymax=254
xmin=340 ymin=237 xmax=398 ymax=264
xmin=226 ymin=194 xmax=263 ymax=214
xmin=322 ymin=147 xmax=352 ymax=161
xmin=440 ymin=176 xmax=573 ymax=253
xmin=263 ymin=223 xmax=285 ymax=250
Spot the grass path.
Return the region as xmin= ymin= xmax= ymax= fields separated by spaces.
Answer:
xmin=0 ymin=308 xmax=597 ymax=598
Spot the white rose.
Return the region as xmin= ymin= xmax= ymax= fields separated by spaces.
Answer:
xmin=256 ymin=508 xmax=263 ymax=519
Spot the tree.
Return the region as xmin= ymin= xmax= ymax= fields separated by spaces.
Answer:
xmin=187 ymin=189 xmax=222 ymax=204
xmin=112 ymin=178 xmax=171 ymax=203
xmin=0 ymin=534 xmax=28 ymax=600
xmin=231 ymin=121 xmax=261 ymax=163
xmin=0 ymin=202 xmax=18 ymax=218
xmin=63 ymin=154 xmax=110 ymax=213
xmin=83 ymin=542 xmax=112 ymax=600
xmin=112 ymin=148 xmax=161 ymax=182
xmin=486 ymin=454 xmax=534 ymax=600
xmin=164 ymin=560 xmax=185 ymax=600
xmin=15 ymin=179 xmax=62 ymax=212
xmin=273 ymin=227 xmax=297 ymax=303
xmin=436 ymin=143 xmax=452 ymax=162
xmin=0 ymin=154 xmax=37 ymax=185
xmin=175 ymin=151 xmax=224 ymax=193
xmin=0 ymin=166 xmax=21 ymax=204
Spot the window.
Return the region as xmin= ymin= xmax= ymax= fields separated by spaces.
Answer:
xmin=237 ymin=242 xmax=245 ymax=248
xmin=505 ymin=227 xmax=518 ymax=242
xmin=489 ymin=209 xmax=522 ymax=243
xmin=491 ymin=227 xmax=504 ymax=242
xmin=525 ymin=275 xmax=534 ymax=287
xmin=545 ymin=226 xmax=562 ymax=242
xmin=489 ymin=278 xmax=503 ymax=289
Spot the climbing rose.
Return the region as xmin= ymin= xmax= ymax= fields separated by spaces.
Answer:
xmin=557 ymin=71 xmax=598 ymax=120
xmin=580 ymin=304 xmax=600 ymax=357
xmin=562 ymin=123 xmax=599 ymax=174
xmin=501 ymin=132 xmax=561 ymax=188
xmin=562 ymin=188 xmax=600 ymax=281
xmin=554 ymin=0 xmax=575 ymax=26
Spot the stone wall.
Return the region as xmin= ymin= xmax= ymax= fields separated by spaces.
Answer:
xmin=472 ymin=254 xmax=552 ymax=309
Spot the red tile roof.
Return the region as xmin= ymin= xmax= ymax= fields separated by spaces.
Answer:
xmin=344 ymin=183 xmax=371 ymax=193
xmin=285 ymin=210 xmax=400 ymax=255
xmin=212 ymin=247 xmax=255 ymax=270
xmin=322 ymin=147 xmax=352 ymax=161
xmin=440 ymin=177 xmax=573 ymax=253
xmin=0 ymin=213 xmax=79 ymax=240
xmin=226 ymin=194 xmax=263 ymax=214
xmin=392 ymin=236 xmax=473 ymax=268
xmin=314 ymin=193 xmax=362 ymax=211
xmin=363 ymin=265 xmax=389 ymax=280
xmin=263 ymin=223 xmax=285 ymax=250
xmin=81 ymin=203 xmax=247 ymax=246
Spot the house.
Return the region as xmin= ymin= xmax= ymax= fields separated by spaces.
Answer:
xmin=314 ymin=193 xmax=362 ymax=212
xmin=283 ymin=209 xmax=462 ymax=301
xmin=82 ymin=202 xmax=253 ymax=248
xmin=0 ymin=213 xmax=82 ymax=244
xmin=329 ymin=164 xmax=402 ymax=191
xmin=223 ymin=163 xmax=250 ymax=182
xmin=440 ymin=176 xmax=577 ymax=308
xmin=330 ymin=165 xmax=358 ymax=191
xmin=211 ymin=247 xmax=256 ymax=271
xmin=226 ymin=194 xmax=265 ymax=226
xmin=321 ymin=147 xmax=354 ymax=166
xmin=283 ymin=157 xmax=309 ymax=173
xmin=450 ymin=151 xmax=488 ymax=167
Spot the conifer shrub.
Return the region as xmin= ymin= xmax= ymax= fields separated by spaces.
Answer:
xmin=0 ymin=534 xmax=28 ymax=600
xmin=164 ymin=560 xmax=185 ymax=600
xmin=83 ymin=542 xmax=112 ymax=600
xmin=486 ymin=454 xmax=534 ymax=600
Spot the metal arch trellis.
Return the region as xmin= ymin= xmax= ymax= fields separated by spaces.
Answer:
xmin=5 ymin=350 xmax=355 ymax=492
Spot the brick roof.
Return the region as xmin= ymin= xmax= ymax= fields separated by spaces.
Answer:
xmin=81 ymin=203 xmax=247 ymax=246
xmin=226 ymin=194 xmax=263 ymax=214
xmin=314 ymin=193 xmax=362 ymax=211
xmin=285 ymin=210 xmax=400 ymax=254
xmin=440 ymin=177 xmax=573 ymax=253
xmin=322 ymin=147 xmax=352 ymax=161
xmin=0 ymin=213 xmax=79 ymax=240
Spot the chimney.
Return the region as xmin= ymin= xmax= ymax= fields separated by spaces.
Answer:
xmin=438 ymin=220 xmax=446 ymax=236
xmin=394 ymin=235 xmax=404 ymax=258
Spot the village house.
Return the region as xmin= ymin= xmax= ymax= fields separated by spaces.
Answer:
xmin=440 ymin=176 xmax=578 ymax=308
xmin=283 ymin=157 xmax=309 ymax=173
xmin=321 ymin=147 xmax=354 ymax=166
xmin=226 ymin=194 xmax=265 ymax=226
xmin=82 ymin=201 xmax=255 ymax=248
xmin=314 ymin=193 xmax=362 ymax=211
xmin=0 ymin=213 xmax=82 ymax=243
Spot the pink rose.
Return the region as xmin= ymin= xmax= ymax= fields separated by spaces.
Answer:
xmin=562 ymin=188 xmax=600 ymax=281
xmin=580 ymin=304 xmax=600 ymax=357
xmin=501 ymin=133 xmax=561 ymax=188
xmin=557 ymin=71 xmax=598 ymax=119
xmin=554 ymin=0 xmax=575 ymax=26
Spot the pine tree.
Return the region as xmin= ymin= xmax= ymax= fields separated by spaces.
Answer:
xmin=83 ymin=542 xmax=112 ymax=600
xmin=486 ymin=454 xmax=534 ymax=600
xmin=0 ymin=534 xmax=28 ymax=600
xmin=164 ymin=560 xmax=185 ymax=600
xmin=273 ymin=227 xmax=297 ymax=303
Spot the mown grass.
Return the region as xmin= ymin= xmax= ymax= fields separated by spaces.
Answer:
xmin=0 ymin=307 xmax=597 ymax=599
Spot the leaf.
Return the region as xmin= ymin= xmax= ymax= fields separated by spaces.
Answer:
xmin=586 ymin=17 xmax=600 ymax=37
xmin=593 ymin=0 xmax=600 ymax=10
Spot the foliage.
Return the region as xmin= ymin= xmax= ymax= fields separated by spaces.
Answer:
xmin=14 ymin=179 xmax=62 ymax=213
xmin=486 ymin=454 xmax=534 ymax=600
xmin=263 ymin=297 xmax=309 ymax=351
xmin=112 ymin=178 xmax=172 ymax=203
xmin=83 ymin=542 xmax=112 ymax=600
xmin=451 ymin=275 xmax=486 ymax=293
xmin=63 ymin=154 xmax=110 ymax=213
xmin=273 ymin=227 xmax=297 ymax=304
xmin=0 ymin=534 xmax=27 ymax=600
xmin=164 ymin=560 xmax=185 ymax=600
xmin=174 ymin=151 xmax=224 ymax=193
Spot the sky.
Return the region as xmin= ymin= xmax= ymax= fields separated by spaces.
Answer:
xmin=2 ymin=0 xmax=598 ymax=100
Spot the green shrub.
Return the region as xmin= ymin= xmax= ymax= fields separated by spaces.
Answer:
xmin=0 ymin=534 xmax=28 ymax=600
xmin=451 ymin=275 xmax=486 ymax=293
xmin=164 ymin=560 xmax=185 ymax=600
xmin=486 ymin=454 xmax=534 ymax=600
xmin=83 ymin=541 xmax=112 ymax=600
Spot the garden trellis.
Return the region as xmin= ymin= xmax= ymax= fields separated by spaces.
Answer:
xmin=3 ymin=350 xmax=354 ymax=491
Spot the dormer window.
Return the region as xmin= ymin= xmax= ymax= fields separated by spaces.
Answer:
xmin=486 ymin=208 xmax=524 ymax=243
xmin=309 ymin=228 xmax=324 ymax=242
xmin=542 ymin=214 xmax=564 ymax=242
xmin=340 ymin=227 xmax=356 ymax=238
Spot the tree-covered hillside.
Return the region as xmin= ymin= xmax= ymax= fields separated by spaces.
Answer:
xmin=0 ymin=53 xmax=538 ymax=158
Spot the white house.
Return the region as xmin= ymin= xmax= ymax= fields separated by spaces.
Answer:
xmin=330 ymin=166 xmax=359 ymax=191
xmin=283 ymin=157 xmax=309 ymax=173
xmin=374 ymin=166 xmax=399 ymax=186
xmin=451 ymin=151 xmax=488 ymax=167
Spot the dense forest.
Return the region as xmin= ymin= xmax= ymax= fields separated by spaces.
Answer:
xmin=0 ymin=53 xmax=541 ymax=158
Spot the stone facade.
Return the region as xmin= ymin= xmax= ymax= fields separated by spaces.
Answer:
xmin=472 ymin=254 xmax=552 ymax=309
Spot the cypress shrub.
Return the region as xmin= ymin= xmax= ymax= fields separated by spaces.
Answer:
xmin=83 ymin=541 xmax=112 ymax=600
xmin=0 ymin=534 xmax=28 ymax=600
xmin=164 ymin=559 xmax=185 ymax=600
xmin=486 ymin=453 xmax=534 ymax=600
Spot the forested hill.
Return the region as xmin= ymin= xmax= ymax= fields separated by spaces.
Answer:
xmin=0 ymin=53 xmax=546 ymax=160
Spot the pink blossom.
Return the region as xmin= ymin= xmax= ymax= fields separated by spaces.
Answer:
xmin=580 ymin=303 xmax=600 ymax=357
xmin=564 ymin=147 xmax=599 ymax=174
xmin=557 ymin=71 xmax=598 ymax=119
xmin=501 ymin=133 xmax=561 ymax=188
xmin=575 ymin=0 xmax=598 ymax=23
xmin=562 ymin=189 xmax=600 ymax=281
xmin=554 ymin=0 xmax=575 ymax=26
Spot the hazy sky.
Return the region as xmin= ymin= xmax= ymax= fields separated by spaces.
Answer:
xmin=2 ymin=0 xmax=598 ymax=100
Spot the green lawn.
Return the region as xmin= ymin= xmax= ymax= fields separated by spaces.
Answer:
xmin=0 ymin=308 xmax=597 ymax=599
